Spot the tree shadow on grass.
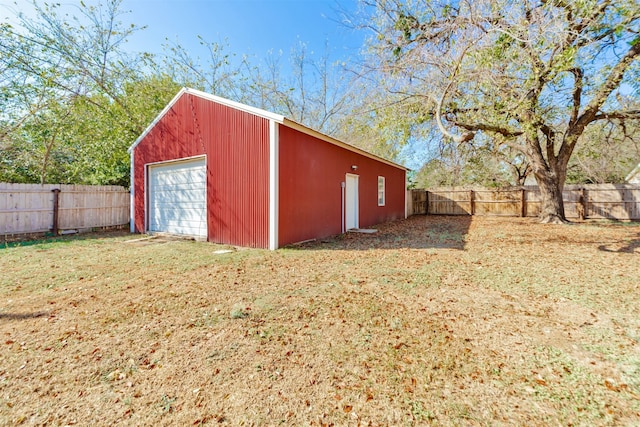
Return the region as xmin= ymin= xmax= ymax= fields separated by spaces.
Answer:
xmin=1 ymin=230 xmax=130 ymax=250
xmin=598 ymin=232 xmax=640 ymax=253
xmin=292 ymin=215 xmax=473 ymax=251
xmin=0 ymin=311 xmax=49 ymax=321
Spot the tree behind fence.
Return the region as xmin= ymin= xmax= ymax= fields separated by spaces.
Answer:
xmin=0 ymin=183 xmax=130 ymax=236
xmin=409 ymin=184 xmax=640 ymax=220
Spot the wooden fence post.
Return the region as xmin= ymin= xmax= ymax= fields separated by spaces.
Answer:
xmin=469 ymin=190 xmax=475 ymax=216
xmin=51 ymin=188 xmax=61 ymax=236
xmin=520 ymin=188 xmax=526 ymax=217
xmin=579 ymin=188 xmax=587 ymax=220
xmin=425 ymin=191 xmax=429 ymax=215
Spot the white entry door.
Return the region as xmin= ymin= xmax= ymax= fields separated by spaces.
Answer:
xmin=148 ymin=158 xmax=207 ymax=238
xmin=345 ymin=173 xmax=359 ymax=230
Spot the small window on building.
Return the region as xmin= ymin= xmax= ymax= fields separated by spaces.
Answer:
xmin=377 ymin=176 xmax=385 ymax=206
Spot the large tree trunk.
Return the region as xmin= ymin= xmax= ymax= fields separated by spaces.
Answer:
xmin=525 ymin=130 xmax=570 ymax=224
xmin=534 ymin=170 xmax=568 ymax=224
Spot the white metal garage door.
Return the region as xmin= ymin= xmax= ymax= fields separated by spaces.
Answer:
xmin=148 ymin=158 xmax=207 ymax=237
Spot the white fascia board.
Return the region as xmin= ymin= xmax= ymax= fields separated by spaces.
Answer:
xmin=185 ymin=88 xmax=285 ymax=123
xmin=130 ymin=149 xmax=135 ymax=232
xmin=282 ymin=119 xmax=409 ymax=172
xmin=269 ymin=120 xmax=279 ymax=250
xmin=625 ymin=163 xmax=640 ymax=183
xmin=128 ymin=87 xmax=286 ymax=153
xmin=404 ymin=171 xmax=408 ymax=219
xmin=128 ymin=87 xmax=188 ymax=153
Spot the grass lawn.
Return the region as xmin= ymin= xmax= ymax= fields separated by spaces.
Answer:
xmin=1 ymin=215 xmax=639 ymax=426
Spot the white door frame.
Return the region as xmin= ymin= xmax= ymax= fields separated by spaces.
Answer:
xmin=345 ymin=173 xmax=359 ymax=230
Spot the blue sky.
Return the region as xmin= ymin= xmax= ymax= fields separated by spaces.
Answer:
xmin=120 ymin=0 xmax=363 ymax=62
xmin=1 ymin=0 xmax=365 ymax=66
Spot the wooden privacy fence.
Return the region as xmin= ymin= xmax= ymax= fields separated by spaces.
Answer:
xmin=409 ymin=184 xmax=640 ymax=220
xmin=0 ymin=183 xmax=130 ymax=236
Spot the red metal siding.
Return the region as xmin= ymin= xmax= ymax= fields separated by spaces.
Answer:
xmin=278 ymin=125 xmax=406 ymax=247
xmin=133 ymin=93 xmax=270 ymax=248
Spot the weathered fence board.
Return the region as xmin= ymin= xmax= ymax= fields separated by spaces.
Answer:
xmin=427 ymin=190 xmax=472 ymax=215
xmin=0 ymin=183 xmax=130 ymax=236
xmin=411 ymin=190 xmax=428 ymax=215
xmin=411 ymin=184 xmax=640 ymax=220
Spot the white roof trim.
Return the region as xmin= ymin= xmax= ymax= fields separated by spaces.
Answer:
xmin=282 ymin=119 xmax=409 ymax=171
xmin=128 ymin=87 xmax=408 ymax=171
xmin=625 ymin=163 xmax=640 ymax=183
xmin=129 ymin=88 xmax=185 ymax=153
xmin=185 ymin=88 xmax=285 ymax=123
xmin=128 ymin=88 xmax=285 ymax=153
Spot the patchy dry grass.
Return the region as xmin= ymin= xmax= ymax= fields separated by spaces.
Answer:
xmin=1 ymin=216 xmax=639 ymax=426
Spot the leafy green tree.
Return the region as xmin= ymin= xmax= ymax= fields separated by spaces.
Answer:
xmin=362 ymin=0 xmax=640 ymax=222
xmin=59 ymin=75 xmax=181 ymax=185
xmin=0 ymin=0 xmax=179 ymax=186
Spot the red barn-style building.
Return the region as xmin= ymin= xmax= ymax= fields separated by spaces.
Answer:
xmin=129 ymin=88 xmax=407 ymax=249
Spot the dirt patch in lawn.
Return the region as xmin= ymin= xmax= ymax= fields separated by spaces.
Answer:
xmin=1 ymin=216 xmax=639 ymax=426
